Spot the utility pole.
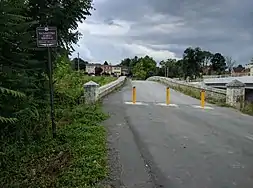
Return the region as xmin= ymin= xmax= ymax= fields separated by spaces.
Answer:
xmin=77 ymin=52 xmax=80 ymax=71
xmin=165 ymin=67 xmax=169 ymax=77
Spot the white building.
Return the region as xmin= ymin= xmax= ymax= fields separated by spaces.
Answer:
xmin=245 ymin=63 xmax=253 ymax=69
xmin=112 ymin=65 xmax=121 ymax=76
xmin=85 ymin=63 xmax=101 ymax=74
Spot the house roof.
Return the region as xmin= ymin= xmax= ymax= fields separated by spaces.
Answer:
xmin=86 ymin=63 xmax=101 ymax=66
xmin=232 ymin=66 xmax=244 ymax=73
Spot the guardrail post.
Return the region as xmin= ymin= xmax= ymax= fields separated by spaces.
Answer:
xmin=132 ymin=86 xmax=136 ymax=104
xmin=201 ymin=89 xmax=205 ymax=108
xmin=83 ymin=81 xmax=99 ymax=104
xmin=166 ymin=87 xmax=170 ymax=105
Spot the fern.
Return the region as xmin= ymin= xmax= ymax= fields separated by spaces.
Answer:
xmin=0 ymin=87 xmax=25 ymax=98
xmin=0 ymin=116 xmax=18 ymax=124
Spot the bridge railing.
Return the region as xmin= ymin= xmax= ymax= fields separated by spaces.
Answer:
xmin=147 ymin=76 xmax=246 ymax=109
xmin=83 ymin=76 xmax=126 ymax=104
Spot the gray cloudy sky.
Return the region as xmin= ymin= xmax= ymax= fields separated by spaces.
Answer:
xmin=72 ymin=0 xmax=253 ymax=65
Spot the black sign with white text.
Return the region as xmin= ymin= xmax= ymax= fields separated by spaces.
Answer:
xmin=36 ymin=27 xmax=57 ymax=47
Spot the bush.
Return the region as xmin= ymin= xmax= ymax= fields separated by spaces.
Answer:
xmin=1 ymin=56 xmax=113 ymax=187
xmin=242 ymin=102 xmax=253 ymax=115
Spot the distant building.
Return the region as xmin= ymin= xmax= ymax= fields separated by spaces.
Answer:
xmin=121 ymin=66 xmax=129 ymax=76
xmin=231 ymin=66 xmax=250 ymax=77
xmin=102 ymin=65 xmax=112 ymax=74
xmin=250 ymin=67 xmax=253 ymax=76
xmin=85 ymin=63 xmax=128 ymax=76
xmin=112 ymin=65 xmax=121 ymax=76
xmin=245 ymin=62 xmax=253 ymax=69
xmin=85 ymin=63 xmax=101 ymax=74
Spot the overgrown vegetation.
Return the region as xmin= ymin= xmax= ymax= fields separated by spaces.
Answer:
xmin=0 ymin=0 xmax=117 ymax=186
xmin=241 ymin=102 xmax=253 ymax=116
xmin=1 ymin=56 xmax=114 ymax=187
xmin=0 ymin=0 xmax=95 ymax=140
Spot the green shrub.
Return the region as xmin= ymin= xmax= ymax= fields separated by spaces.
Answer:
xmin=242 ymin=102 xmax=253 ymax=115
xmin=1 ymin=56 xmax=113 ymax=187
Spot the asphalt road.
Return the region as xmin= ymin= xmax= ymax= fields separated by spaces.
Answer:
xmin=103 ymin=79 xmax=253 ymax=188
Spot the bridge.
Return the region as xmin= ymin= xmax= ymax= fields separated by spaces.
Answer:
xmin=190 ymin=76 xmax=253 ymax=101
xmin=102 ymin=79 xmax=253 ymax=188
xmin=203 ymin=76 xmax=253 ymax=89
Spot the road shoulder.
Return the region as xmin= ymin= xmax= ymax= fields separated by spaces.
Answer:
xmin=101 ymin=85 xmax=153 ymax=188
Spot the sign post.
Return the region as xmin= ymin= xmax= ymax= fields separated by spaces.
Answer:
xmin=36 ymin=26 xmax=57 ymax=138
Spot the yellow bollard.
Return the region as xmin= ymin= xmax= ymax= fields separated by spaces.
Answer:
xmin=132 ymin=86 xmax=136 ymax=104
xmin=166 ymin=87 xmax=170 ymax=105
xmin=201 ymin=89 xmax=205 ymax=108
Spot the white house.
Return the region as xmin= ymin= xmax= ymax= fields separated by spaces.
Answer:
xmin=112 ymin=65 xmax=121 ymax=76
xmin=85 ymin=63 xmax=101 ymax=74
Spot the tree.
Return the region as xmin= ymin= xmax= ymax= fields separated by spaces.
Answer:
xmin=0 ymin=0 xmax=47 ymax=139
xmin=132 ymin=55 xmax=156 ymax=79
xmin=104 ymin=61 xmax=109 ymax=65
xmin=120 ymin=56 xmax=140 ymax=76
xmin=25 ymin=0 xmax=93 ymax=51
xmin=0 ymin=0 xmax=94 ymax=141
xmin=72 ymin=57 xmax=88 ymax=70
xmin=95 ymin=66 xmax=103 ymax=75
xmin=182 ymin=47 xmax=203 ymax=79
xmin=120 ymin=58 xmax=131 ymax=67
xmin=211 ymin=53 xmax=226 ymax=74
xmin=160 ymin=59 xmax=182 ymax=78
xmin=201 ymin=51 xmax=213 ymax=67
xmin=225 ymin=56 xmax=236 ymax=73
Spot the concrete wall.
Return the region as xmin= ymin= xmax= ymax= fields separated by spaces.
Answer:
xmin=83 ymin=76 xmax=126 ymax=104
xmin=98 ymin=76 xmax=126 ymax=99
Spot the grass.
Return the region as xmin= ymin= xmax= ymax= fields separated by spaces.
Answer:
xmin=241 ymin=102 xmax=253 ymax=115
xmin=1 ymin=104 xmax=109 ymax=188
xmin=1 ymin=60 xmax=116 ymax=188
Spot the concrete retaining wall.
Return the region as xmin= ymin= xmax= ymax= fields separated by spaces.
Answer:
xmin=83 ymin=76 xmax=126 ymax=104
xmin=98 ymin=76 xmax=126 ymax=99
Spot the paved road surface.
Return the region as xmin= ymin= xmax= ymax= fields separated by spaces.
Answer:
xmin=103 ymin=80 xmax=253 ymax=188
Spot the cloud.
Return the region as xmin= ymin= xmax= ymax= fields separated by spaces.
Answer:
xmin=73 ymin=0 xmax=253 ymax=65
xmin=123 ymin=43 xmax=178 ymax=61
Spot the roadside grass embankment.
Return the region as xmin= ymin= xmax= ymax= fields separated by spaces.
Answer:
xmin=1 ymin=57 xmax=115 ymax=187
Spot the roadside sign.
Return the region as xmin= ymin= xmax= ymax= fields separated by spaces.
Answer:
xmin=36 ymin=27 xmax=57 ymax=47
xmin=36 ymin=26 xmax=58 ymax=138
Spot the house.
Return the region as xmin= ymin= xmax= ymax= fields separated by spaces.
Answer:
xmin=112 ymin=65 xmax=121 ymax=76
xmin=231 ymin=66 xmax=250 ymax=77
xmin=245 ymin=62 xmax=253 ymax=69
xmin=102 ymin=65 xmax=112 ymax=74
xmin=245 ymin=63 xmax=253 ymax=76
xmin=85 ymin=63 xmax=101 ymax=74
xmin=121 ymin=66 xmax=129 ymax=76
